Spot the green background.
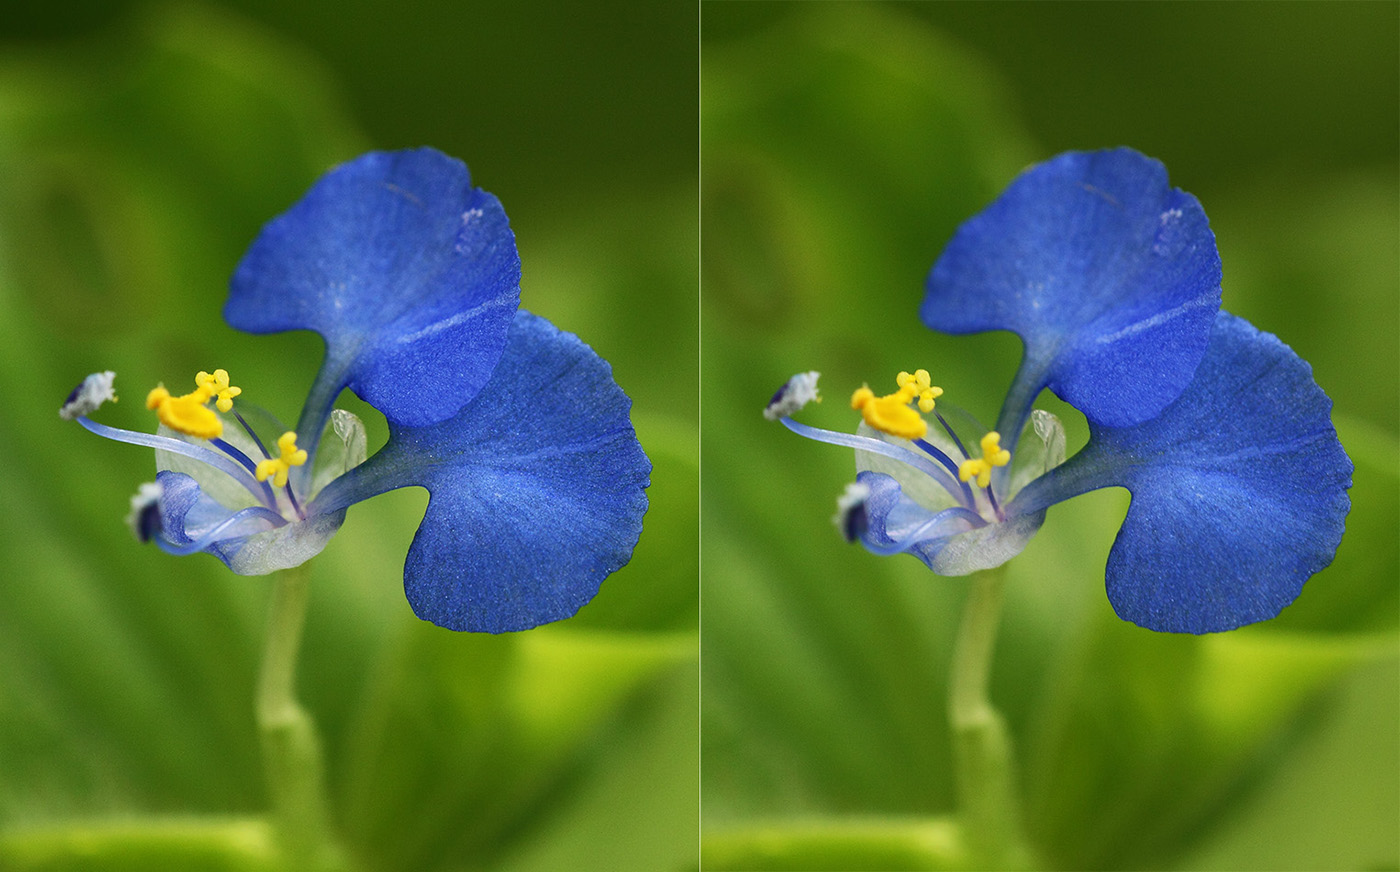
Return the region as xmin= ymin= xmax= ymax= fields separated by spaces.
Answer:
xmin=0 ymin=2 xmax=696 ymax=870
xmin=1 ymin=1 xmax=1397 ymax=870
xmin=702 ymin=2 xmax=1397 ymax=871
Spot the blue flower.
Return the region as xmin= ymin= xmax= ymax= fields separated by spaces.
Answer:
xmin=62 ymin=148 xmax=650 ymax=634
xmin=769 ymin=148 xmax=1351 ymax=634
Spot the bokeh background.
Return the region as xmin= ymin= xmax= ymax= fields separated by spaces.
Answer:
xmin=701 ymin=3 xmax=1397 ymax=870
xmin=0 ymin=2 xmax=696 ymax=870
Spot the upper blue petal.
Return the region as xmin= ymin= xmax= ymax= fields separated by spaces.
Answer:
xmin=225 ymin=148 xmax=520 ymax=428
xmin=923 ymin=148 xmax=1222 ymax=429
xmin=1011 ymin=311 xmax=1352 ymax=633
xmin=311 ymin=309 xmax=650 ymax=633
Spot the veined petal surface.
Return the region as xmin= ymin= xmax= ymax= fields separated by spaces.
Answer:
xmin=314 ymin=310 xmax=650 ymax=633
xmin=1010 ymin=311 xmax=1352 ymax=633
xmin=923 ymin=148 xmax=1222 ymax=428
xmin=225 ymin=147 xmax=520 ymax=427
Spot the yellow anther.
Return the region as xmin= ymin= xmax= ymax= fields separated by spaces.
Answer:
xmin=146 ymin=382 xmax=222 ymax=439
xmin=145 ymin=368 xmax=243 ymax=439
xmin=255 ymin=431 xmax=308 ymax=489
xmin=196 ymin=369 xmax=242 ymax=413
xmin=980 ymin=431 xmax=1011 ymax=467
xmin=851 ymin=381 xmax=927 ymax=440
xmin=896 ymin=368 xmax=944 ymax=413
xmin=958 ymin=431 xmax=1011 ymax=489
xmin=851 ymin=370 xmax=946 ymax=439
xmin=155 ymin=393 xmax=222 ymax=439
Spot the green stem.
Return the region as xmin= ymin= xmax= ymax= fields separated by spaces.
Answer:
xmin=947 ymin=565 xmax=1029 ymax=869
xmin=256 ymin=563 xmax=342 ymax=871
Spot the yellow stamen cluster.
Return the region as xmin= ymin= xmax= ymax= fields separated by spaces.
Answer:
xmin=958 ymin=432 xmax=1011 ymax=489
xmin=896 ymin=369 xmax=944 ymax=413
xmin=196 ymin=369 xmax=242 ymax=413
xmin=851 ymin=369 xmax=944 ymax=440
xmin=145 ymin=368 xmax=241 ymax=440
xmin=255 ymin=432 xmax=307 ymax=489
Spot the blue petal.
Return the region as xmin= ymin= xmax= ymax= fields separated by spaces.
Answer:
xmin=157 ymin=471 xmax=345 ymax=575
xmin=857 ymin=471 xmax=1044 ymax=575
xmin=225 ymin=148 xmax=520 ymax=428
xmin=1010 ymin=311 xmax=1352 ymax=633
xmin=157 ymin=471 xmax=274 ymax=568
xmin=311 ymin=310 xmax=650 ymax=633
xmin=923 ymin=148 xmax=1222 ymax=431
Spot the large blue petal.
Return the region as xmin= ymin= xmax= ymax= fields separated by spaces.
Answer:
xmin=225 ymin=148 xmax=520 ymax=428
xmin=923 ymin=148 xmax=1222 ymax=432
xmin=1009 ymin=311 xmax=1351 ymax=633
xmin=311 ymin=310 xmax=650 ymax=633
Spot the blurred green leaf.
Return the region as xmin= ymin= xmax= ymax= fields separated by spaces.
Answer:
xmin=495 ymin=664 xmax=698 ymax=872
xmin=337 ymin=628 xmax=692 ymax=871
xmin=0 ymin=817 xmax=279 ymax=872
xmin=1024 ymin=619 xmax=1395 ymax=870
xmin=1177 ymin=656 xmax=1400 ymax=871
xmin=703 ymin=817 xmax=970 ymax=872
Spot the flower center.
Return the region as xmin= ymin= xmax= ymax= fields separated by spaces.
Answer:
xmin=851 ymin=369 xmax=1013 ymax=519
xmin=141 ymin=367 xmax=309 ymax=520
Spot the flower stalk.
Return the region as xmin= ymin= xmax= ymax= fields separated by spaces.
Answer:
xmin=947 ymin=565 xmax=1029 ymax=869
xmin=256 ymin=564 xmax=342 ymax=870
